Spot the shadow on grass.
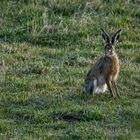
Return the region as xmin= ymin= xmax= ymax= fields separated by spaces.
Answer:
xmin=53 ymin=112 xmax=83 ymax=122
xmin=53 ymin=110 xmax=106 ymax=122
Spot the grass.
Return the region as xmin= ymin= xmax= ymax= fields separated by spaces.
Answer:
xmin=0 ymin=0 xmax=140 ymax=139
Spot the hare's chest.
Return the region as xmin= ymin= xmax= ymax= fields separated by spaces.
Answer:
xmin=105 ymin=57 xmax=119 ymax=80
xmin=111 ymin=63 xmax=119 ymax=74
xmin=110 ymin=62 xmax=120 ymax=80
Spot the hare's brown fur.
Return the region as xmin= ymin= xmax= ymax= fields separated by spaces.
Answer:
xmin=103 ymin=55 xmax=119 ymax=79
xmin=83 ymin=29 xmax=121 ymax=98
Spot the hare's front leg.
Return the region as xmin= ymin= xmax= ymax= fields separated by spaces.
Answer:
xmin=106 ymin=79 xmax=116 ymax=98
xmin=111 ymin=81 xmax=120 ymax=97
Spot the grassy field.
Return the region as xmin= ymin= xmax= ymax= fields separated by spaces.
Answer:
xmin=0 ymin=0 xmax=140 ymax=139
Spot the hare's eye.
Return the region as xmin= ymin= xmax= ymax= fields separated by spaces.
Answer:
xmin=109 ymin=49 xmax=112 ymax=52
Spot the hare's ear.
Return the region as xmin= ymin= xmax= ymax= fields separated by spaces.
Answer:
xmin=101 ymin=28 xmax=110 ymax=44
xmin=111 ymin=29 xmax=121 ymax=44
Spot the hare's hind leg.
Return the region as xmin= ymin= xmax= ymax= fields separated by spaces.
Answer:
xmin=106 ymin=79 xmax=116 ymax=98
xmin=83 ymin=80 xmax=94 ymax=94
xmin=92 ymin=79 xmax=98 ymax=96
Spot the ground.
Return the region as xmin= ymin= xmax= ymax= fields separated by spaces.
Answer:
xmin=0 ymin=0 xmax=140 ymax=139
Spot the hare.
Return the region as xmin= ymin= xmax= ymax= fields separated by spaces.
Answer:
xmin=83 ymin=29 xmax=121 ymax=98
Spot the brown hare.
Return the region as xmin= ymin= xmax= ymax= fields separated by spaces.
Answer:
xmin=83 ymin=29 xmax=121 ymax=98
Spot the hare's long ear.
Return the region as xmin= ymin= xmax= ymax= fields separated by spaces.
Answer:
xmin=111 ymin=29 xmax=121 ymax=44
xmin=101 ymin=29 xmax=110 ymax=44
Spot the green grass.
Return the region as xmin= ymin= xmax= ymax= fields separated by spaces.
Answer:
xmin=0 ymin=0 xmax=140 ymax=139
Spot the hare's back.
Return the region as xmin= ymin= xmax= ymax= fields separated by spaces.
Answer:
xmin=84 ymin=57 xmax=107 ymax=94
xmin=86 ymin=57 xmax=105 ymax=79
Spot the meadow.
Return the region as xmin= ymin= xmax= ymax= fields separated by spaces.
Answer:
xmin=0 ymin=0 xmax=140 ymax=139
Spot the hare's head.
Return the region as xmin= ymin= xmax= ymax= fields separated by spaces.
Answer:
xmin=101 ymin=29 xmax=121 ymax=57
